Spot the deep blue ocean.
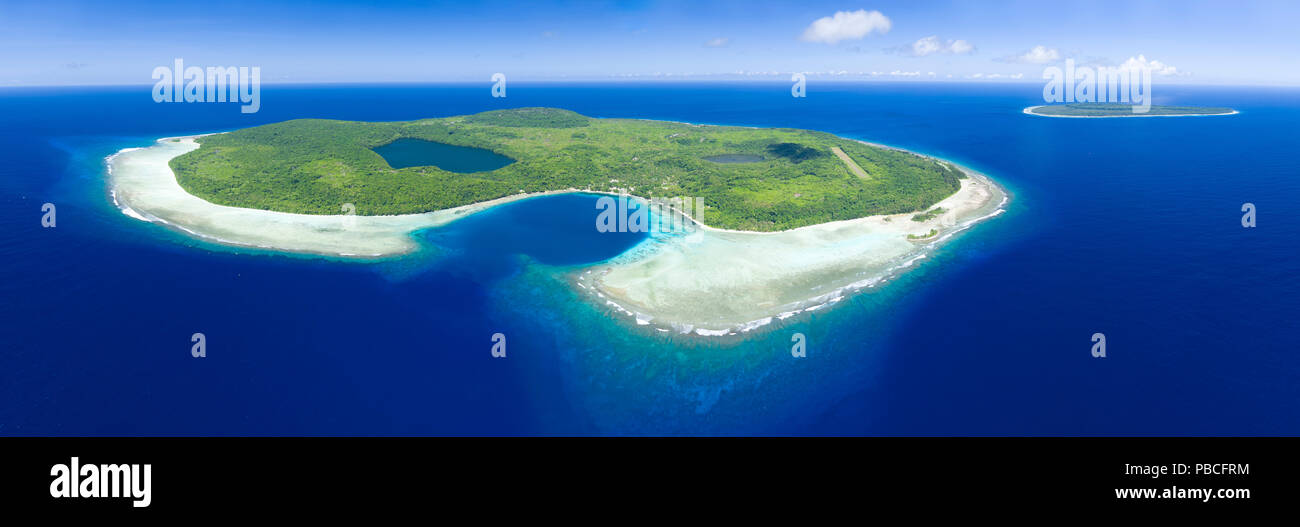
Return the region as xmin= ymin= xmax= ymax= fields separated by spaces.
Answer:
xmin=1 ymin=82 xmax=1297 ymax=435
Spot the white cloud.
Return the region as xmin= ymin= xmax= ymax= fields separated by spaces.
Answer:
xmin=705 ymin=37 xmax=729 ymax=48
xmin=890 ymin=70 xmax=921 ymax=77
xmin=1000 ymin=45 xmax=1061 ymax=64
xmin=1120 ymin=54 xmax=1186 ymax=76
xmin=910 ymin=36 xmax=943 ymax=56
xmin=800 ymin=10 xmax=891 ymax=44
xmin=900 ymin=36 xmax=975 ymax=57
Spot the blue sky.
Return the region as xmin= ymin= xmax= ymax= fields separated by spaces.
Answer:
xmin=2 ymin=0 xmax=1298 ymax=86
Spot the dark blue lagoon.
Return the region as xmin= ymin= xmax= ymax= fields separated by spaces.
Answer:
xmin=1 ymin=82 xmax=1297 ymax=435
xmin=372 ymin=137 xmax=515 ymax=172
xmin=420 ymin=193 xmax=647 ymax=282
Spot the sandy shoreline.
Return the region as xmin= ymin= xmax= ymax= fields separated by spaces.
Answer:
xmin=107 ymin=135 xmax=590 ymax=257
xmin=1023 ymin=105 xmax=1239 ymax=118
xmin=109 ymin=133 xmax=1008 ymax=335
xmin=581 ymin=161 xmax=1008 ymax=336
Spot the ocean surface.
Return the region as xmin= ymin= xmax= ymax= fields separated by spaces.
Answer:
xmin=1 ymin=82 xmax=1297 ymax=435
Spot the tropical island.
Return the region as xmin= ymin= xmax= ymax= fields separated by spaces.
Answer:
xmin=1024 ymin=102 xmax=1237 ymax=117
xmin=168 ymin=108 xmax=963 ymax=231
xmin=108 ymin=108 xmax=1007 ymax=334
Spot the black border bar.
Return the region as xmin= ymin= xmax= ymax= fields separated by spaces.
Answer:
xmin=1 ymin=437 xmax=1291 ymax=512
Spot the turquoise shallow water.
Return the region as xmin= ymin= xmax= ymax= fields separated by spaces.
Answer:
xmin=1 ymin=82 xmax=1297 ymax=435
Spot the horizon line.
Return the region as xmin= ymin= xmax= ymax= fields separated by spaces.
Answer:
xmin=4 ymin=78 xmax=1300 ymax=90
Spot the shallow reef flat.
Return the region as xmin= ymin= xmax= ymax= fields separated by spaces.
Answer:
xmin=580 ymin=164 xmax=1007 ymax=335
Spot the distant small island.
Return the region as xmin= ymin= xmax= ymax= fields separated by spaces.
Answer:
xmin=1024 ymin=103 xmax=1237 ymax=118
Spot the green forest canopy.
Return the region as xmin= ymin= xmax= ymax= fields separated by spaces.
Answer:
xmin=170 ymin=108 xmax=964 ymax=231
